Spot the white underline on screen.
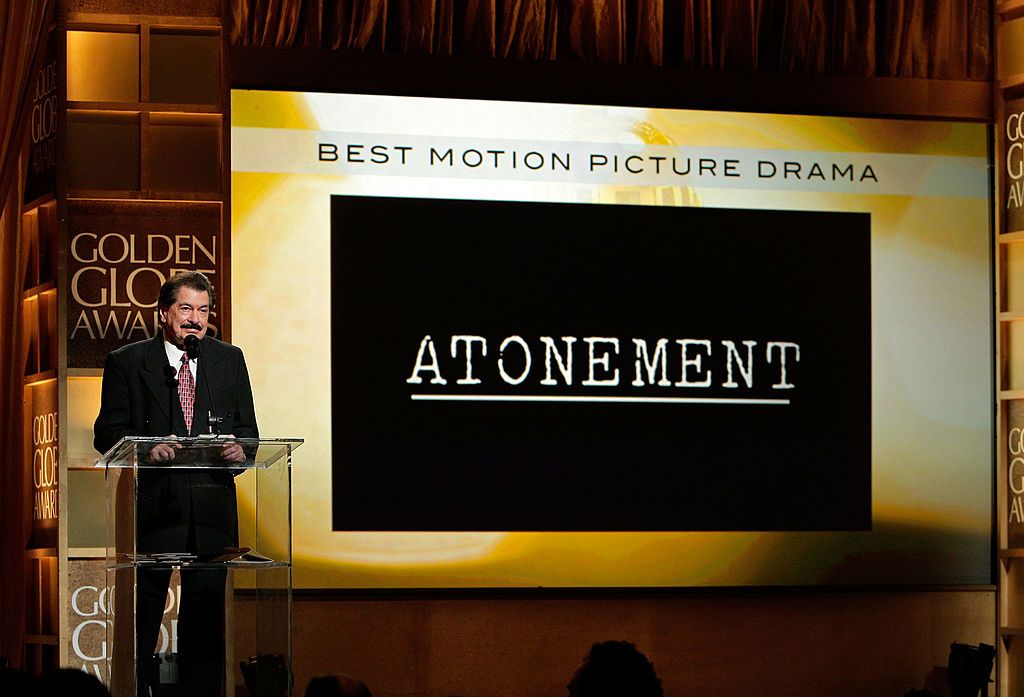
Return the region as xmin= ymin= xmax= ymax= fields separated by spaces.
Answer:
xmin=410 ymin=394 xmax=791 ymax=405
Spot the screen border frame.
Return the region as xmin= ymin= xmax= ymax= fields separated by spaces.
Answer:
xmin=227 ymin=45 xmax=997 ymax=592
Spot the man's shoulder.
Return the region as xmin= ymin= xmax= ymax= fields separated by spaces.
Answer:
xmin=202 ymin=336 xmax=245 ymax=358
xmin=108 ymin=336 xmax=159 ymax=360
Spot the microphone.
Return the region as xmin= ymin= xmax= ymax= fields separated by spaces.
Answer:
xmin=183 ymin=335 xmax=223 ymax=435
xmin=184 ymin=334 xmax=200 ymax=358
xmin=162 ymin=363 xmax=177 ymax=386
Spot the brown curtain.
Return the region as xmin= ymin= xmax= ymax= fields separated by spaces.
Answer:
xmin=229 ymin=0 xmax=990 ymax=80
xmin=0 ymin=0 xmax=54 ymax=668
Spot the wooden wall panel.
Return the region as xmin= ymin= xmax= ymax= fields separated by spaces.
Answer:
xmin=233 ymin=591 xmax=996 ymax=697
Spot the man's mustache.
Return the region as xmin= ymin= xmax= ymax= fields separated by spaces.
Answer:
xmin=180 ymin=321 xmax=203 ymax=330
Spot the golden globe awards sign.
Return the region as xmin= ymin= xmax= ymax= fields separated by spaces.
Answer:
xmin=66 ymin=560 xmax=181 ymax=681
xmin=1006 ymin=97 xmax=1024 ymax=233
xmin=24 ymin=27 xmax=57 ymax=205
xmin=66 ymin=561 xmax=108 ymax=680
xmin=1008 ymin=401 xmax=1024 ymax=547
xmin=26 ymin=382 xmax=58 ymax=548
xmin=67 ymin=201 xmax=222 ymax=368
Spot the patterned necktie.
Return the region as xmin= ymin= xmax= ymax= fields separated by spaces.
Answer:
xmin=178 ymin=352 xmax=195 ymax=433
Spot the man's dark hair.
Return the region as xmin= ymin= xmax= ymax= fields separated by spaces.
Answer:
xmin=567 ymin=640 xmax=663 ymax=697
xmin=305 ymin=674 xmax=373 ymax=697
xmin=158 ymin=270 xmax=216 ymax=310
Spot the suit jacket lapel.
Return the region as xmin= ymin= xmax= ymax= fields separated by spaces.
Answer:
xmin=141 ymin=335 xmax=187 ymax=435
xmin=141 ymin=336 xmax=172 ymax=421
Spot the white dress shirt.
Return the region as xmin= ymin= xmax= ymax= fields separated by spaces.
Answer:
xmin=164 ymin=340 xmax=197 ymax=381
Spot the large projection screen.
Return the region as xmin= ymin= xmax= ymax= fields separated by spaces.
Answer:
xmin=231 ymin=89 xmax=992 ymax=588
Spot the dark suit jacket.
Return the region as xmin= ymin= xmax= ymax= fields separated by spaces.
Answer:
xmin=94 ymin=335 xmax=259 ymax=555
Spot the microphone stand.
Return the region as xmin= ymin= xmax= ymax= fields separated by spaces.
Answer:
xmin=184 ymin=335 xmax=223 ymax=435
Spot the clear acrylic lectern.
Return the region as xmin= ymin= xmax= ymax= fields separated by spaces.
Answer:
xmin=100 ymin=436 xmax=302 ymax=697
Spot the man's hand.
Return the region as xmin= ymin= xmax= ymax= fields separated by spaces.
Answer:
xmin=147 ymin=436 xmax=181 ymax=462
xmin=220 ymin=436 xmax=246 ymax=464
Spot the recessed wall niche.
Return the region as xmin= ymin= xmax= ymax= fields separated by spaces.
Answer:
xmin=66 ymin=30 xmax=139 ymax=103
xmin=149 ymin=29 xmax=220 ymax=105
xmin=144 ymin=112 xmax=221 ymax=191
xmin=67 ymin=110 xmax=140 ymax=190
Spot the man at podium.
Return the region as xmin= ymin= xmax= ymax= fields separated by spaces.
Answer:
xmin=94 ymin=270 xmax=259 ymax=697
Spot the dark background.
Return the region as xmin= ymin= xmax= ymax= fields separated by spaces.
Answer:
xmin=331 ymin=196 xmax=871 ymax=532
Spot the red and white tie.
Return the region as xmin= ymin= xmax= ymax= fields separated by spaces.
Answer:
xmin=178 ymin=353 xmax=196 ymax=433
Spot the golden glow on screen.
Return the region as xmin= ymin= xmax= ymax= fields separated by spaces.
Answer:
xmin=231 ymin=90 xmax=991 ymax=588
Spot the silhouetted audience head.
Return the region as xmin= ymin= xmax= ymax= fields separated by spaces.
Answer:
xmin=568 ymin=640 xmax=662 ymax=697
xmin=33 ymin=668 xmax=109 ymax=697
xmin=305 ymin=673 xmax=373 ymax=697
xmin=0 ymin=667 xmax=32 ymax=697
